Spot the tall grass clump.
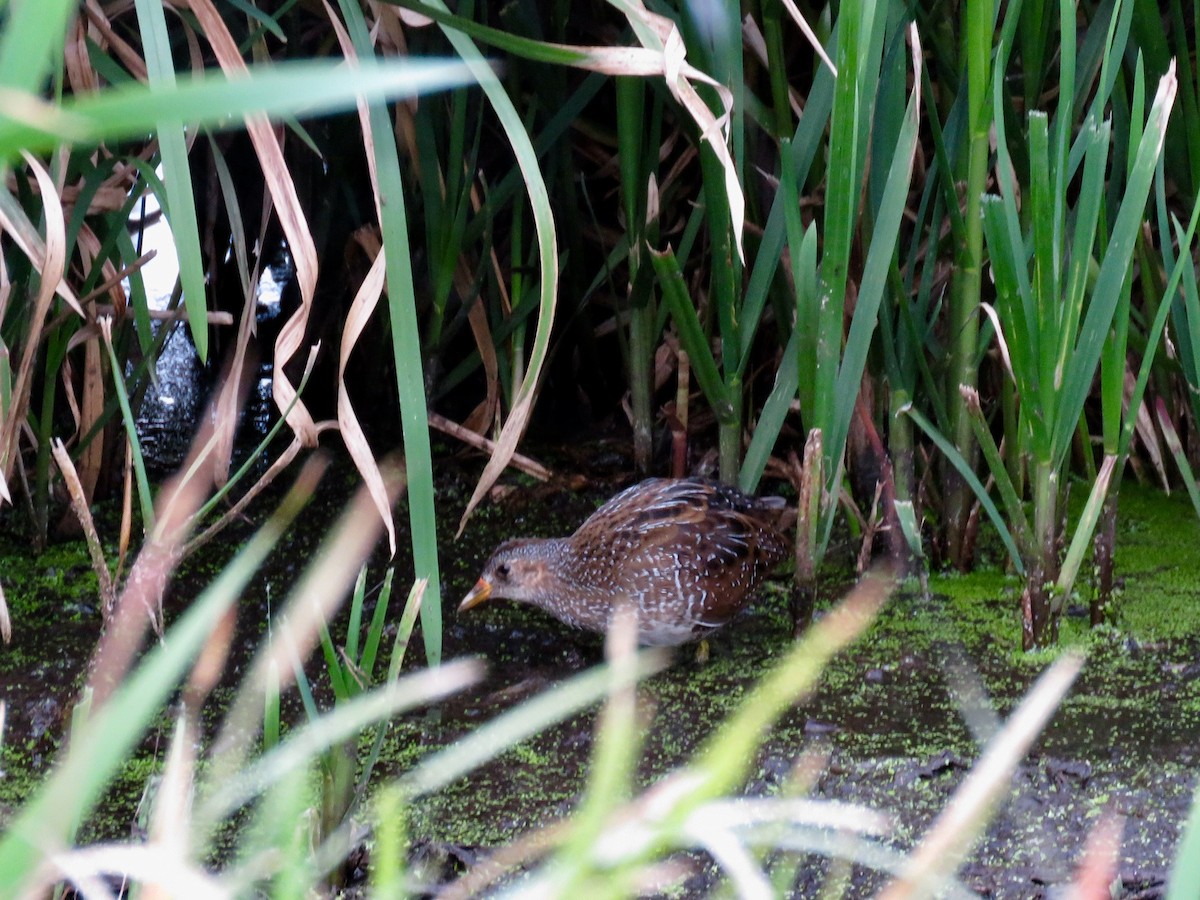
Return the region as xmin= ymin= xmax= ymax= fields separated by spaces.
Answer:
xmin=752 ymin=9 xmax=921 ymax=627
xmin=938 ymin=0 xmax=1000 ymax=572
xmin=379 ymin=0 xmax=1200 ymax=653
xmin=927 ymin=0 xmax=1178 ymax=648
xmin=0 ymin=2 xmax=544 ymax=663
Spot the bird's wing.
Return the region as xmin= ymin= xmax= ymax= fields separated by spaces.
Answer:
xmin=585 ymin=479 xmax=787 ymax=623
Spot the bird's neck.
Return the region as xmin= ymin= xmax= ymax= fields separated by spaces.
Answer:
xmin=508 ymin=540 xmax=573 ymax=609
xmin=522 ymin=537 xmax=576 ymax=603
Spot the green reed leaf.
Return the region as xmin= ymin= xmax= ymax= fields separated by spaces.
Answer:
xmin=1051 ymin=62 xmax=1176 ymax=468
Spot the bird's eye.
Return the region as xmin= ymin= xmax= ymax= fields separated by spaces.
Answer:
xmin=496 ymin=562 xmax=511 ymax=579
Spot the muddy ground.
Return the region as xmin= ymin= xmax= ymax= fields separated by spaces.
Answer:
xmin=1 ymin=447 xmax=1197 ymax=897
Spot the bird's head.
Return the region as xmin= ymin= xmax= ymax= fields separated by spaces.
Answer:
xmin=458 ymin=538 xmax=561 ymax=611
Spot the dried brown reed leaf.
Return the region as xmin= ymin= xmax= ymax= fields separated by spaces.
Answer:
xmin=323 ymin=6 xmax=433 ymax=551
xmin=181 ymin=349 xmax=323 ymax=559
xmin=69 ymin=180 xmax=137 ymax=216
xmin=207 ymin=307 xmax=258 ymax=490
xmin=777 ymin=0 xmax=837 ymax=76
xmin=979 ymin=302 xmax=1015 ymax=380
xmin=171 ymin=378 xmax=235 ymax=475
xmin=0 ymin=580 xmax=10 ymax=644
xmin=338 ymin=243 xmax=399 ymax=555
xmin=281 ymin=9 xmax=395 ymax=544
xmin=337 ymin=0 xmax=561 ymax=534
xmin=64 ymin=225 xmax=126 ymax=507
xmin=454 ymin=229 xmax=560 ymax=532
xmin=324 ymin=6 xmax=383 ymax=200
xmin=1155 ymin=393 xmax=1197 ymax=491
xmin=76 ymin=224 xmax=130 ymax=315
xmin=370 ymin=0 xmax=412 ymax=56
xmin=59 ymin=355 xmax=82 ymax=433
xmin=594 ymin=2 xmax=743 ymax=261
xmin=75 ymin=332 xmax=106 ymax=504
xmin=456 ymin=381 xmax=550 ymax=535
xmin=82 ymin=0 xmax=149 ymax=82
xmin=65 ymin=14 xmax=100 ymax=95
xmin=461 ymin=291 xmax=500 ymax=434
xmin=660 ymin=135 xmax=698 ymax=198
xmin=205 ymin=149 xmax=280 ymax=491
xmin=1132 ymin=370 xmax=1167 ymax=488
xmin=79 ymin=250 xmax=157 ymax=306
xmin=456 ymin=172 xmax=505 ymax=434
xmin=188 ymin=434 xmax=311 ymax=545
xmin=0 ymin=155 xmax=70 ymax=490
xmin=337 ymin=1 xmax=555 ymax=533
xmin=395 ymin=5 xmax=435 ymax=28
xmin=796 ymin=427 xmax=824 ymax=582
xmin=186 ymin=0 xmax=325 ymax=446
xmin=94 ymin=304 xmax=234 ymax=327
xmin=172 ymin=4 xmax=207 ymax=77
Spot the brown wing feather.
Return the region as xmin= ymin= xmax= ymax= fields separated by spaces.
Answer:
xmin=572 ymin=478 xmax=787 ymax=628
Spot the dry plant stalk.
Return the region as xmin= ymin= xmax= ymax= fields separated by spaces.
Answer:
xmin=50 ymin=439 xmax=117 ymax=614
xmin=0 ymin=582 xmax=11 ymax=644
xmin=204 ymin=458 xmax=404 ymax=789
xmin=879 ymin=653 xmax=1085 ymax=900
xmin=81 ymin=351 xmax=266 ymax=707
xmin=428 ymin=411 xmax=552 ymax=482
xmin=85 ymin=474 xmax=208 ymax=708
xmin=182 ymin=345 xmax=315 ymax=560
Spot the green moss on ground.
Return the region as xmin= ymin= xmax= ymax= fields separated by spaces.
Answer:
xmin=3 ymin=474 xmax=1198 ymax=880
xmin=1100 ymin=485 xmax=1200 ymax=640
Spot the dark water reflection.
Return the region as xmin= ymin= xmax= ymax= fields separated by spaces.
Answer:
xmin=129 ymin=215 xmax=289 ymax=475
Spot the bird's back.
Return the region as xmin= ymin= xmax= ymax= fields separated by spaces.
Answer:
xmin=569 ymin=478 xmax=788 ymax=644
